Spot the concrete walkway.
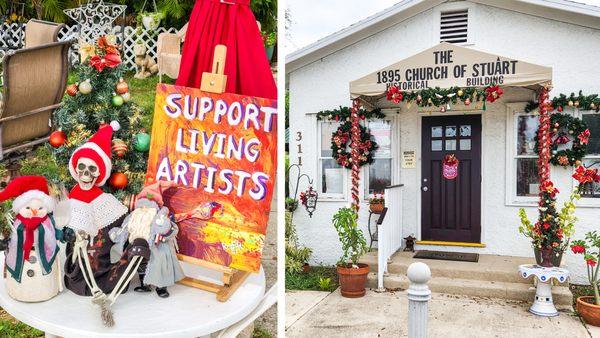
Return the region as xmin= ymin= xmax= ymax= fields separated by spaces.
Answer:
xmin=286 ymin=289 xmax=593 ymax=338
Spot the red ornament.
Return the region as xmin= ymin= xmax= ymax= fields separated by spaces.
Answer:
xmin=66 ymin=84 xmax=78 ymax=96
xmin=109 ymin=172 xmax=128 ymax=189
xmin=116 ymin=78 xmax=129 ymax=94
xmin=464 ymin=98 xmax=471 ymax=106
xmin=49 ymin=130 xmax=67 ymax=148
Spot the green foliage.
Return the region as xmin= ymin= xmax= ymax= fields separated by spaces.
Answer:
xmin=262 ymin=31 xmax=276 ymax=46
xmin=19 ymin=147 xmax=65 ymax=182
xmin=571 ymin=231 xmax=600 ymax=305
xmin=251 ymin=0 xmax=277 ymax=35
xmin=318 ymin=277 xmax=332 ymax=291
xmin=0 ymin=309 xmax=43 ymax=338
xmin=52 ymin=58 xmax=147 ymax=199
xmin=0 ymin=201 xmax=12 ymax=239
xmin=285 ymin=266 xmax=339 ymax=292
xmin=285 ymin=211 xmax=312 ymax=274
xmin=285 ymin=197 xmax=298 ymax=212
xmin=252 ymin=325 xmax=273 ymax=338
xmin=534 ymin=113 xmax=588 ymax=167
xmin=332 ymin=207 xmax=367 ymax=266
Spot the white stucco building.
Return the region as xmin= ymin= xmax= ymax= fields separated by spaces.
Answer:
xmin=286 ymin=0 xmax=600 ymax=284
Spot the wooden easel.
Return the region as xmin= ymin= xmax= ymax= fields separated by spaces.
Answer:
xmin=177 ymin=44 xmax=251 ymax=302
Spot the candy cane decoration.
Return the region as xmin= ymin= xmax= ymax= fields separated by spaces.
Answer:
xmin=350 ymin=99 xmax=362 ymax=211
xmin=537 ymin=85 xmax=552 ymax=185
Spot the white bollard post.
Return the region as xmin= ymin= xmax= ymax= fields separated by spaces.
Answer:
xmin=407 ymin=262 xmax=431 ymax=338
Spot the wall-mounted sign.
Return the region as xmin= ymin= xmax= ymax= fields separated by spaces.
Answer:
xmin=145 ymin=84 xmax=277 ymax=273
xmin=402 ymin=151 xmax=416 ymax=168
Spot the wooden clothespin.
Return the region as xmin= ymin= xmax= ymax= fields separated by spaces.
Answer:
xmin=201 ymin=45 xmax=227 ymax=94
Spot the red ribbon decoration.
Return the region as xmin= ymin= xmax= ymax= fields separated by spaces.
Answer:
xmin=350 ymin=99 xmax=362 ymax=211
xmin=537 ymin=86 xmax=551 ymax=185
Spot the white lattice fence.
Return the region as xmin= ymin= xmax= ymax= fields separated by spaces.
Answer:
xmin=0 ymin=23 xmax=177 ymax=70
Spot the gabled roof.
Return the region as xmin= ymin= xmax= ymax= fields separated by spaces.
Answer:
xmin=286 ymin=0 xmax=600 ymax=75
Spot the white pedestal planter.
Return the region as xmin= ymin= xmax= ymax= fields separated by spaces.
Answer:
xmin=518 ymin=264 xmax=569 ymax=317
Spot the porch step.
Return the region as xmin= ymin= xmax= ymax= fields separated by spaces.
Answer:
xmin=365 ymin=272 xmax=573 ymax=307
xmin=360 ymin=251 xmax=558 ymax=285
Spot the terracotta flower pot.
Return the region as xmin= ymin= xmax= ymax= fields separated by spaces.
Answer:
xmin=337 ymin=263 xmax=370 ymax=298
xmin=577 ymin=296 xmax=600 ymax=326
xmin=369 ymin=203 xmax=384 ymax=214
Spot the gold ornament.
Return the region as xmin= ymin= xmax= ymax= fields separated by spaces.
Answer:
xmin=457 ymin=89 xmax=464 ymax=97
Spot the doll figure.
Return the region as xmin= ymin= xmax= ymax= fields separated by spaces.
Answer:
xmin=0 ymin=176 xmax=75 ymax=302
xmin=111 ymin=198 xmax=184 ymax=298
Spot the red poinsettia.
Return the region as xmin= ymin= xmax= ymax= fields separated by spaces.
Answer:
xmin=578 ymin=128 xmax=591 ymax=145
xmin=485 ymin=85 xmax=503 ymax=103
xmin=90 ymin=53 xmax=121 ymax=72
xmin=540 ymin=180 xmax=559 ymax=197
xmin=572 ymin=244 xmax=586 ymax=254
xmin=573 ymin=165 xmax=600 ymax=184
xmin=557 ymin=155 xmax=570 ymax=166
xmin=386 ymin=86 xmax=404 ymax=104
xmin=97 ymin=36 xmax=119 ymax=55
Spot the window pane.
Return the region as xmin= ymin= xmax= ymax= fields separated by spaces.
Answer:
xmin=460 ymin=139 xmax=471 ymax=150
xmin=432 ymin=126 xmax=443 ymax=138
xmin=321 ymin=122 xmax=341 ymax=157
xmin=369 ymin=120 xmax=391 ymax=158
xmin=517 ymin=158 xmax=539 ymax=196
xmin=582 ymin=114 xmax=600 ymax=155
xmin=366 ymin=159 xmax=392 ymax=196
xmin=445 ymin=139 xmax=456 ymax=151
xmin=517 ymin=115 xmax=539 ymax=156
xmin=321 ymin=159 xmax=344 ymax=194
xmin=432 ymin=140 xmax=442 ymax=151
xmin=460 ymin=125 xmax=471 ymax=137
xmin=580 ymin=158 xmax=600 ymax=198
xmin=445 ymin=126 xmax=457 ymax=137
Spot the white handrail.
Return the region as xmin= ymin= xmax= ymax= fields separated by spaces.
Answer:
xmin=377 ymin=184 xmax=404 ymax=291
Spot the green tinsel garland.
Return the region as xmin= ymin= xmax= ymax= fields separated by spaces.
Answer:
xmin=534 ymin=113 xmax=588 ymax=167
xmin=524 ymin=91 xmax=600 ymax=113
xmin=316 ymin=107 xmax=385 ymax=121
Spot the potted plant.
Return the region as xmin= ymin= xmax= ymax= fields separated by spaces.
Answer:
xmin=518 ymin=180 xmax=579 ymax=267
xmin=285 ymin=197 xmax=298 ymax=212
xmin=333 ymin=207 xmax=369 ymax=298
xmin=368 ymin=193 xmax=385 ymax=214
xmin=140 ymin=11 xmax=164 ymax=30
xmin=571 ymin=231 xmax=600 ymax=326
xmin=262 ymin=31 xmax=276 ymax=62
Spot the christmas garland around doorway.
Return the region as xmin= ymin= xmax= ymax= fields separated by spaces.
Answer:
xmin=535 ymin=113 xmax=589 ymax=167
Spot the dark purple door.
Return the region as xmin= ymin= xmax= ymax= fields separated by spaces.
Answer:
xmin=421 ymin=115 xmax=481 ymax=243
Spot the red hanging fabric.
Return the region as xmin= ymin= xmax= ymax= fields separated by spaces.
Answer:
xmin=176 ymin=0 xmax=277 ymax=100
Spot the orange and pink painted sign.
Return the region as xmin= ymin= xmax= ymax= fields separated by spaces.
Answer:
xmin=146 ymin=84 xmax=277 ymax=272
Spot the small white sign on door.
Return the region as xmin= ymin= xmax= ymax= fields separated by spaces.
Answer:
xmin=402 ymin=151 xmax=416 ymax=168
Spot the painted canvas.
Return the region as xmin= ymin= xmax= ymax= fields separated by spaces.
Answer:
xmin=146 ymin=84 xmax=277 ymax=272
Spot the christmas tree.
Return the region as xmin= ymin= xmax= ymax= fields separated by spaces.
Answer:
xmin=50 ymin=36 xmax=150 ymax=199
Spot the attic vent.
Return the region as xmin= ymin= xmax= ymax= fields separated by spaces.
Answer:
xmin=440 ymin=9 xmax=468 ymax=43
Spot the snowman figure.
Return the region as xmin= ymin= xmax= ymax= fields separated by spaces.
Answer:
xmin=0 ymin=176 xmax=75 ymax=302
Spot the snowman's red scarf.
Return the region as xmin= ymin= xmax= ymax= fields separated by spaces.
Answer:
xmin=15 ymin=214 xmax=48 ymax=261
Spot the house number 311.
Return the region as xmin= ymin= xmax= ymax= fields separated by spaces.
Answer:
xmin=296 ymin=131 xmax=303 ymax=166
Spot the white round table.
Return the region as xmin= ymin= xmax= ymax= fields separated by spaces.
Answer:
xmin=518 ymin=264 xmax=569 ymax=317
xmin=0 ymin=256 xmax=265 ymax=338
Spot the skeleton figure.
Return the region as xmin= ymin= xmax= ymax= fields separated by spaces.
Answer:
xmin=76 ymin=158 xmax=100 ymax=191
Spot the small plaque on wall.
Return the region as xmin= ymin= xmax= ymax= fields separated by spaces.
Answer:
xmin=402 ymin=151 xmax=416 ymax=168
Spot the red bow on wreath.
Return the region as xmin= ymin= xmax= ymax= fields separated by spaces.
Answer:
xmin=485 ymin=85 xmax=503 ymax=103
xmin=442 ymin=154 xmax=459 ymax=166
xmin=386 ymin=86 xmax=404 ymax=104
xmin=578 ymin=129 xmax=591 ymax=145
xmin=554 ymin=132 xmax=570 ymax=145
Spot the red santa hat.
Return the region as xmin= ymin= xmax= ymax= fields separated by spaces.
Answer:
xmin=0 ymin=176 xmax=54 ymax=213
xmin=68 ymin=121 xmax=120 ymax=187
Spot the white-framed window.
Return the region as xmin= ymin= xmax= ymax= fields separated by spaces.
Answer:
xmin=364 ymin=119 xmax=393 ymax=199
xmin=506 ymin=103 xmax=539 ymax=205
xmin=318 ymin=120 xmax=347 ymax=200
xmin=574 ymin=110 xmax=600 ymax=205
